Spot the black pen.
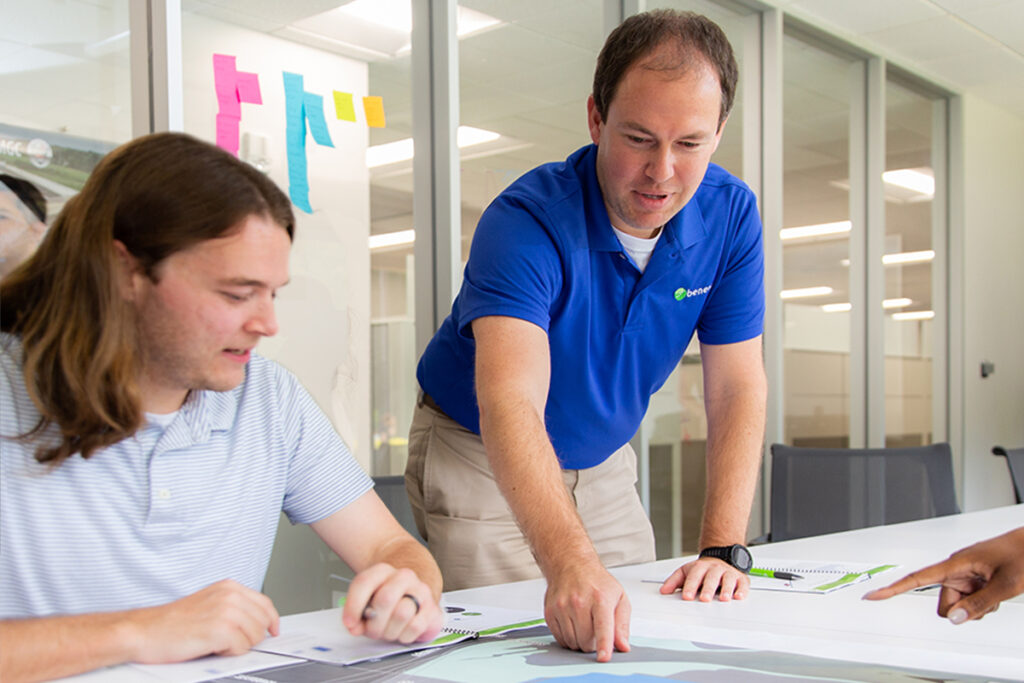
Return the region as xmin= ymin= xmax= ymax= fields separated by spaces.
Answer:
xmin=333 ymin=574 xmax=377 ymax=620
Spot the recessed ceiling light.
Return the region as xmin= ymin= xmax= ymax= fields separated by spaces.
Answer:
xmin=780 ymin=286 xmax=833 ymax=300
xmin=369 ymin=229 xmax=415 ymax=250
xmin=882 ymin=250 xmax=935 ymax=265
xmin=780 ymin=220 xmax=851 ymax=241
xmin=366 ymin=126 xmax=500 ymax=168
xmin=892 ymin=310 xmax=935 ymax=321
xmin=882 ymin=168 xmax=934 ymax=197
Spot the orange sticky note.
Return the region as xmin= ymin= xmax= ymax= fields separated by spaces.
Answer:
xmin=363 ymin=96 xmax=386 ymax=128
xmin=334 ymin=91 xmax=356 ymax=122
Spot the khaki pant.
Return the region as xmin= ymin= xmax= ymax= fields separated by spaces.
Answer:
xmin=405 ymin=397 xmax=656 ymax=591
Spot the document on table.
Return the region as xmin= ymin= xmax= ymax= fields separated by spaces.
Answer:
xmin=254 ymin=603 xmax=546 ymax=666
xmin=747 ymin=560 xmax=899 ymax=594
xmin=128 ymin=650 xmax=299 ymax=682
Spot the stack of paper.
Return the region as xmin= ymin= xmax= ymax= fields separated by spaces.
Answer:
xmin=255 ymin=603 xmax=546 ymax=666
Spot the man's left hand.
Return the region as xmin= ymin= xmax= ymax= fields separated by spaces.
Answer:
xmin=659 ymin=557 xmax=750 ymax=602
xmin=341 ymin=563 xmax=443 ymax=644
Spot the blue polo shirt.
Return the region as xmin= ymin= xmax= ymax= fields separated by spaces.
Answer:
xmin=417 ymin=144 xmax=764 ymax=470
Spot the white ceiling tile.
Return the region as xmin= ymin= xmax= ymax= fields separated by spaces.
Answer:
xmin=786 ymin=0 xmax=944 ymax=35
xmin=944 ymin=0 xmax=1024 ymax=55
xmin=919 ymin=45 xmax=1016 ymax=87
xmin=865 ymin=15 xmax=1000 ymax=63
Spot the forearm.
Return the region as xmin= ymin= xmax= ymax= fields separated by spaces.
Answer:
xmin=479 ymin=394 xmax=599 ymax=577
xmin=369 ymin=535 xmax=443 ymax=602
xmin=0 ymin=613 xmax=137 ymax=683
xmin=699 ymin=368 xmax=766 ymax=548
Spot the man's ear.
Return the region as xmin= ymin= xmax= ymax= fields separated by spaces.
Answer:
xmin=586 ymin=95 xmax=603 ymax=146
xmin=112 ymin=240 xmax=142 ymax=302
xmin=711 ymin=115 xmax=729 ymax=154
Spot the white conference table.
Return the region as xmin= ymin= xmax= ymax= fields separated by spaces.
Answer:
xmin=60 ymin=505 xmax=1024 ymax=681
xmin=446 ymin=504 xmax=1024 ymax=680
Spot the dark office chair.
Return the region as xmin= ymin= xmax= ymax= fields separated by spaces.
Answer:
xmin=764 ymin=443 xmax=960 ymax=543
xmin=373 ymin=475 xmax=425 ymax=545
xmin=992 ymin=446 xmax=1024 ymax=504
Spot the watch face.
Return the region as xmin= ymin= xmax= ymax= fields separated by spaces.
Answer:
xmin=730 ymin=545 xmax=753 ymax=572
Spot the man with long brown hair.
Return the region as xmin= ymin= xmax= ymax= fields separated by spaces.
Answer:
xmin=0 ymin=132 xmax=443 ymax=682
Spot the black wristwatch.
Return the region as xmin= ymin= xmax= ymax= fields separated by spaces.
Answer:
xmin=699 ymin=544 xmax=753 ymax=573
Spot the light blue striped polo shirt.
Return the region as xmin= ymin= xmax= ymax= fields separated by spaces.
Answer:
xmin=0 ymin=332 xmax=372 ymax=618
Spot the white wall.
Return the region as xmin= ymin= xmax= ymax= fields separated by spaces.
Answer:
xmin=180 ymin=13 xmax=373 ymax=615
xmin=961 ymin=94 xmax=1024 ymax=510
xmin=182 ymin=13 xmax=372 ymax=470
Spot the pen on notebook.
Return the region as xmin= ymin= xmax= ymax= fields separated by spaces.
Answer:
xmin=331 ymin=574 xmax=377 ymax=620
xmin=750 ymin=568 xmax=803 ymax=581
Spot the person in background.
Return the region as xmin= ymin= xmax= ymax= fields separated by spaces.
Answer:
xmin=0 ymin=173 xmax=47 ymax=280
xmin=864 ymin=526 xmax=1024 ymax=623
xmin=407 ymin=9 xmax=766 ymax=662
xmin=0 ymin=132 xmax=442 ymax=683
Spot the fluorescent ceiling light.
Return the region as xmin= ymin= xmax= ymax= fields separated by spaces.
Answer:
xmin=366 ymin=138 xmax=415 ymax=168
xmin=822 ymin=299 xmax=912 ymax=312
xmin=366 ymin=126 xmax=500 ymax=168
xmin=303 ymin=0 xmax=501 ymax=57
xmin=369 ymin=229 xmax=415 ymax=250
xmin=337 ymin=0 xmax=499 ymax=36
xmin=780 ymin=286 xmax=833 ymax=300
xmin=338 ymin=0 xmax=414 ymax=33
xmin=882 ymin=250 xmax=935 ymax=265
xmin=882 ymin=168 xmax=934 ymax=197
xmin=892 ymin=310 xmax=935 ymax=321
xmin=457 ymin=127 xmax=501 ymax=147
xmin=830 ymin=167 xmax=934 ymax=203
xmin=780 ymin=220 xmax=851 ymax=241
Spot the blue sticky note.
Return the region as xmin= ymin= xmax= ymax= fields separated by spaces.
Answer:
xmin=283 ymin=72 xmax=311 ymax=213
xmin=303 ymin=92 xmax=334 ymax=148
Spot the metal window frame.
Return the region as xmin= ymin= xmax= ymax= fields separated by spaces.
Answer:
xmin=130 ymin=0 xmax=183 ymax=136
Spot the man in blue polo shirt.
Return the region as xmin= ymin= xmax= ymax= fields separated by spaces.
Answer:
xmin=406 ymin=9 xmax=766 ymax=662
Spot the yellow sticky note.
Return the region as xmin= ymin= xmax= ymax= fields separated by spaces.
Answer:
xmin=363 ymin=96 xmax=386 ymax=128
xmin=333 ymin=91 xmax=356 ymax=122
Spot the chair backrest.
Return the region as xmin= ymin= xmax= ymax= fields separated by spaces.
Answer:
xmin=992 ymin=446 xmax=1024 ymax=504
xmin=372 ymin=475 xmax=425 ymax=545
xmin=768 ymin=443 xmax=960 ymax=542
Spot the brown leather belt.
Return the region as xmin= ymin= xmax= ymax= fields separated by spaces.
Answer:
xmin=419 ymin=391 xmax=446 ymax=416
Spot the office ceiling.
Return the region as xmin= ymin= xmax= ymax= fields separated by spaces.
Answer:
xmin=765 ymin=0 xmax=1024 ymax=118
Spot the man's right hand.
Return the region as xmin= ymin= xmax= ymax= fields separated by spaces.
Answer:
xmin=127 ymin=579 xmax=280 ymax=663
xmin=0 ymin=580 xmax=280 ymax=683
xmin=544 ymin=561 xmax=631 ymax=663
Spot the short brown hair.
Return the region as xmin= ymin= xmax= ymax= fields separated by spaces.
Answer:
xmin=592 ymin=9 xmax=738 ymax=129
xmin=1 ymin=132 xmax=295 ymax=465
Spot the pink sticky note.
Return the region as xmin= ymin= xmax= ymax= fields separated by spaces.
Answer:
xmin=216 ymin=114 xmax=240 ymax=155
xmin=213 ymin=54 xmax=241 ymax=117
xmin=236 ymin=72 xmax=262 ymax=105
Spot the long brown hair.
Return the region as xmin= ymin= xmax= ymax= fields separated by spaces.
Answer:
xmin=1 ymin=132 xmax=295 ymax=465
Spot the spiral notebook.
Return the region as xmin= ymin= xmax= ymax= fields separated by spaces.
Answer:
xmin=255 ymin=602 xmax=546 ymax=666
xmin=748 ymin=560 xmax=899 ymax=594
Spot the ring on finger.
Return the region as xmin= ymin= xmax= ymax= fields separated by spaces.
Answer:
xmin=402 ymin=593 xmax=421 ymax=614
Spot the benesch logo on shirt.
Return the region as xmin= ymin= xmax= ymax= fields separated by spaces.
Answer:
xmin=674 ymin=285 xmax=711 ymax=301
